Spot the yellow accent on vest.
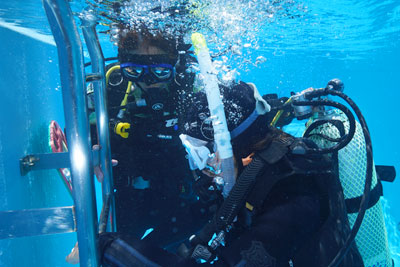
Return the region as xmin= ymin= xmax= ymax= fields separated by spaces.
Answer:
xmin=114 ymin=122 xmax=130 ymax=139
xmin=245 ymin=202 xmax=254 ymax=211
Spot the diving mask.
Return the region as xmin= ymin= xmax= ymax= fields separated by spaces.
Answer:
xmin=120 ymin=62 xmax=174 ymax=84
xmin=119 ymin=54 xmax=177 ymax=85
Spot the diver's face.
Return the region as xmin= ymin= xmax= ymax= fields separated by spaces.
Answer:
xmin=123 ymin=45 xmax=175 ymax=90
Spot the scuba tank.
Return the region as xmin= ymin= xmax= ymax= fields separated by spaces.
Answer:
xmin=307 ymin=109 xmax=392 ymax=267
xmin=284 ymin=79 xmax=393 ymax=267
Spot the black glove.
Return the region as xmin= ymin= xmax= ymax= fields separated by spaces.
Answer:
xmin=193 ymin=174 xmax=220 ymax=203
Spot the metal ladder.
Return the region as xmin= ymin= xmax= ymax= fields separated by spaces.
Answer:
xmin=0 ymin=0 xmax=115 ymax=266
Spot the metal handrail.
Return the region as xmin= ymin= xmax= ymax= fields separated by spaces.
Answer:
xmin=43 ymin=0 xmax=100 ymax=266
xmin=80 ymin=10 xmax=116 ymax=232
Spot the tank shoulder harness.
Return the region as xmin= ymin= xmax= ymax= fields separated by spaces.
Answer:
xmin=245 ymin=134 xmax=332 ymax=212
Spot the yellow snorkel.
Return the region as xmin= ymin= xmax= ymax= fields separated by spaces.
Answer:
xmin=105 ymin=65 xmax=133 ymax=110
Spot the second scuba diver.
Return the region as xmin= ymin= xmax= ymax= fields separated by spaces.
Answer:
xmin=97 ymin=80 xmax=365 ymax=266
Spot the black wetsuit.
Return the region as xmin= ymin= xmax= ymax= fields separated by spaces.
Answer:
xmin=93 ymin=64 xmax=218 ymax=250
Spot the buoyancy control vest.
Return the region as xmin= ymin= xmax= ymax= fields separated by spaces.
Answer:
xmin=242 ymin=131 xmax=364 ymax=267
xmin=190 ymin=129 xmax=363 ymax=266
xmin=304 ymin=109 xmax=393 ymax=267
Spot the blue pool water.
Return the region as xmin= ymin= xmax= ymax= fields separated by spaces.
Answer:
xmin=0 ymin=0 xmax=399 ymax=266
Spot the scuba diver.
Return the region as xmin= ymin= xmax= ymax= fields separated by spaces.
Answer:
xmin=87 ymin=24 xmax=223 ymax=249
xmin=68 ymin=23 xmax=226 ymax=264
xmin=96 ymin=81 xmax=367 ymax=266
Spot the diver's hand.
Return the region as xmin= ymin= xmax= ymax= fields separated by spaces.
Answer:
xmin=202 ymin=151 xmax=221 ymax=178
xmin=93 ymin=145 xmax=118 ymax=183
xmin=193 ymin=173 xmax=224 ymax=203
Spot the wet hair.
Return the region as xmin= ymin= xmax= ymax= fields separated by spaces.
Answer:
xmin=116 ymin=24 xmax=196 ymax=100
xmin=117 ymin=25 xmax=179 ymax=59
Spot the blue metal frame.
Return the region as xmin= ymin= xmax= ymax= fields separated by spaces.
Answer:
xmin=0 ymin=207 xmax=75 ymax=239
xmin=1 ymin=1 xmax=118 ymax=265
xmin=80 ymin=11 xmax=117 ymax=232
xmin=43 ymin=0 xmax=100 ymax=265
xmin=19 ymin=149 xmax=101 ymax=175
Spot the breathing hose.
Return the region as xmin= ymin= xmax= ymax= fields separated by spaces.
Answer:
xmin=313 ymin=89 xmax=373 ymax=267
xmin=270 ymin=97 xmax=293 ymax=127
xmin=195 ymin=155 xmax=266 ymax=244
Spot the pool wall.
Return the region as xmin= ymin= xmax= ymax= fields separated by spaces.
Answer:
xmin=0 ymin=25 xmax=77 ymax=267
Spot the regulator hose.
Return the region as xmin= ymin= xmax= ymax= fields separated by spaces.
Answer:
xmin=303 ymin=119 xmax=346 ymax=143
xmin=291 ymin=98 xmax=356 ymax=154
xmin=196 ymin=155 xmax=266 ymax=244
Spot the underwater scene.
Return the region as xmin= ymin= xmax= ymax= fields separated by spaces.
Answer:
xmin=0 ymin=0 xmax=399 ymax=266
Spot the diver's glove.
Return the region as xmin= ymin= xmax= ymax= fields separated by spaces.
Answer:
xmin=193 ymin=174 xmax=221 ymax=203
xmin=177 ymin=234 xmax=217 ymax=264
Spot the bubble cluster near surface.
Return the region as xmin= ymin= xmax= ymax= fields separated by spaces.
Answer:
xmin=84 ymin=0 xmax=307 ymax=81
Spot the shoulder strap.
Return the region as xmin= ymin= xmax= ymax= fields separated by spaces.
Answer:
xmin=245 ymin=135 xmax=295 ymax=211
xmin=246 ymin=135 xmax=332 ymax=212
xmin=257 ymin=134 xmax=294 ymax=164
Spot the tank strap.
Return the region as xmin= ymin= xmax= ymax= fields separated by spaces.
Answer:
xmin=342 ymin=165 xmax=395 ymax=214
xmin=345 ymin=179 xmax=383 ymax=214
xmin=257 ymin=134 xmax=294 ymax=164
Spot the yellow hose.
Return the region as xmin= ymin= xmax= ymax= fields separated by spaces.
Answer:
xmin=105 ymin=65 xmax=132 ymax=110
xmin=120 ymin=81 xmax=132 ymax=109
xmin=105 ymin=65 xmax=120 ymax=85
